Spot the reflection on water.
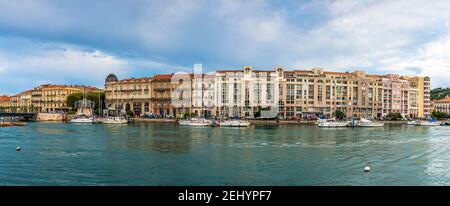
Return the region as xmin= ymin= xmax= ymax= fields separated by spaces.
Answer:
xmin=0 ymin=122 xmax=450 ymax=185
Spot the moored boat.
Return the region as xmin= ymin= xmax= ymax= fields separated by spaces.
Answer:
xmin=178 ymin=118 xmax=212 ymax=127
xmin=70 ymin=115 xmax=94 ymax=123
xmin=417 ymin=121 xmax=441 ymax=126
xmin=407 ymin=120 xmax=418 ymax=125
xmin=415 ymin=118 xmax=440 ymax=126
xmin=219 ymin=120 xmax=251 ymax=127
xmin=348 ymin=118 xmax=384 ymax=127
xmin=101 ymin=116 xmax=129 ymax=124
xmin=318 ymin=119 xmax=348 ymax=128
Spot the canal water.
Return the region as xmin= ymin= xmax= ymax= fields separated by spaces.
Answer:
xmin=1 ymin=122 xmax=449 ymax=185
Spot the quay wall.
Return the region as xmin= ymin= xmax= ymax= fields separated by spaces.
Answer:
xmin=37 ymin=113 xmax=69 ymax=121
xmin=132 ymin=118 xmax=408 ymax=125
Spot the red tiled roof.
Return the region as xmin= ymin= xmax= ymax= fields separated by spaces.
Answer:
xmin=216 ymin=70 xmax=242 ymax=73
xmin=435 ymin=97 xmax=450 ymax=103
xmin=0 ymin=95 xmax=10 ymax=102
xmin=152 ymin=74 xmax=173 ymax=80
xmin=119 ymin=77 xmax=151 ymax=83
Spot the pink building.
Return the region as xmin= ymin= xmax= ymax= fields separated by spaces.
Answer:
xmin=382 ymin=74 xmax=411 ymax=117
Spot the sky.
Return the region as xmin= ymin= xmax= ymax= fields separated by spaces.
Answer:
xmin=1 ymin=0 xmax=450 ymax=94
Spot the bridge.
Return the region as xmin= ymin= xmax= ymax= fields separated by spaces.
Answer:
xmin=0 ymin=112 xmax=37 ymax=119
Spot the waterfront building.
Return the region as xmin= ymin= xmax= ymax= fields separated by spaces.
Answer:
xmin=10 ymin=90 xmax=33 ymax=112
xmin=381 ymin=74 xmax=411 ymax=118
xmin=191 ymin=73 xmax=215 ymax=117
xmin=0 ymin=95 xmax=11 ymax=112
xmin=280 ymin=68 xmax=383 ymax=119
xmin=104 ymin=74 xmax=152 ymax=116
xmin=151 ymin=73 xmax=196 ymax=117
xmin=401 ymin=76 xmax=431 ymax=118
xmin=149 ymin=74 xmax=172 ymax=117
xmin=40 ymin=84 xmax=100 ymax=113
xmin=101 ymin=67 xmax=431 ymax=120
xmin=214 ymin=66 xmax=282 ymax=118
xmin=433 ymin=96 xmax=450 ymax=115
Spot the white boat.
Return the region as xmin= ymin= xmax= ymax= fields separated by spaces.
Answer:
xmin=407 ymin=120 xmax=418 ymax=125
xmin=101 ymin=117 xmax=129 ymax=124
xmin=318 ymin=119 xmax=348 ymax=128
xmin=70 ymin=115 xmax=94 ymax=123
xmin=349 ymin=118 xmax=384 ymax=127
xmin=219 ymin=120 xmax=251 ymax=127
xmin=316 ymin=118 xmax=328 ymax=125
xmin=178 ymin=118 xmax=212 ymax=127
xmin=417 ymin=120 xmax=440 ymax=126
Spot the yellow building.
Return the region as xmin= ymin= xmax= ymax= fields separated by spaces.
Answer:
xmin=401 ymin=76 xmax=431 ymax=118
xmin=39 ymin=84 xmax=100 ymax=113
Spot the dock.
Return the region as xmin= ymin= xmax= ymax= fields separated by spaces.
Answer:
xmin=0 ymin=122 xmax=26 ymax=127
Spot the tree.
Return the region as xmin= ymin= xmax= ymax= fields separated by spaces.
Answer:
xmin=431 ymin=111 xmax=449 ymax=120
xmin=126 ymin=110 xmax=135 ymax=117
xmin=67 ymin=92 xmax=105 ymax=115
xmin=386 ymin=112 xmax=403 ymax=121
xmin=431 ymin=87 xmax=450 ymax=100
xmin=332 ymin=110 xmax=346 ymax=120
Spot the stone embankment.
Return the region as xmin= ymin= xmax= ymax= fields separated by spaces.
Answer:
xmin=37 ymin=113 xmax=69 ymax=121
xmin=132 ymin=118 xmax=408 ymax=125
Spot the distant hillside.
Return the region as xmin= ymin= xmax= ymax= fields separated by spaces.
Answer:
xmin=431 ymin=87 xmax=450 ymax=100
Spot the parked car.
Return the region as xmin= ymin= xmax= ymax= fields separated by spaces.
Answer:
xmin=143 ymin=112 xmax=158 ymax=118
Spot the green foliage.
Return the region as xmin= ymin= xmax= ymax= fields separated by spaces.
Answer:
xmin=431 ymin=111 xmax=449 ymax=120
xmin=332 ymin=110 xmax=346 ymax=120
xmin=182 ymin=112 xmax=197 ymax=119
xmin=126 ymin=110 xmax=135 ymax=117
xmin=385 ymin=112 xmax=403 ymax=121
xmin=67 ymin=92 xmax=105 ymax=115
xmin=431 ymin=87 xmax=450 ymax=100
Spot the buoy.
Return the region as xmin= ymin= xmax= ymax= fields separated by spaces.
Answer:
xmin=364 ymin=166 xmax=370 ymax=172
xmin=16 ymin=146 xmax=21 ymax=151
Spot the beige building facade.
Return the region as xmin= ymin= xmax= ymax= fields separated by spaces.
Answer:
xmin=104 ymin=74 xmax=152 ymax=116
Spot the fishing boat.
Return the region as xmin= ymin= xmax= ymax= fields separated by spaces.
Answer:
xmin=70 ymin=115 xmax=94 ymax=123
xmin=318 ymin=118 xmax=348 ymax=128
xmin=348 ymin=118 xmax=384 ymax=127
xmin=101 ymin=116 xmax=129 ymax=124
xmin=178 ymin=118 xmax=212 ymax=127
xmin=219 ymin=120 xmax=251 ymax=127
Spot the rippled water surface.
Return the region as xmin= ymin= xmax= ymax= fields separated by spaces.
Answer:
xmin=1 ymin=122 xmax=450 ymax=185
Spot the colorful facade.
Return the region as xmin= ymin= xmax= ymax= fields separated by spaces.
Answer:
xmin=102 ymin=68 xmax=431 ymax=119
xmin=433 ymin=97 xmax=450 ymax=115
xmin=104 ymin=74 xmax=152 ymax=116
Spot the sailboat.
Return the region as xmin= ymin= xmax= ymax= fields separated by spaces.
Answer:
xmin=70 ymin=88 xmax=94 ymax=123
xmin=98 ymin=86 xmax=129 ymax=124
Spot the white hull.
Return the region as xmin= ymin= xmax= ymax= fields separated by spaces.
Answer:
xmin=178 ymin=121 xmax=211 ymax=127
xmin=178 ymin=118 xmax=212 ymax=127
xmin=407 ymin=121 xmax=418 ymax=125
xmin=318 ymin=122 xmax=348 ymax=127
xmin=70 ymin=117 xmax=94 ymax=123
xmin=356 ymin=122 xmax=385 ymax=127
xmin=348 ymin=118 xmax=384 ymax=127
xmin=219 ymin=120 xmax=251 ymax=127
xmin=101 ymin=117 xmax=128 ymax=124
xmin=418 ymin=122 xmax=440 ymax=126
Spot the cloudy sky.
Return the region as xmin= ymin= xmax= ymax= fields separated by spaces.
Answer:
xmin=1 ymin=0 xmax=450 ymax=94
